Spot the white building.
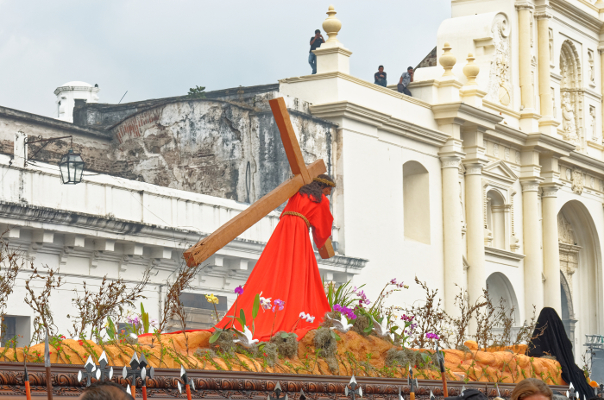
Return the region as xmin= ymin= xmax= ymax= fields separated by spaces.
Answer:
xmin=54 ymin=81 xmax=99 ymax=123
xmin=0 ymin=0 xmax=603 ymax=358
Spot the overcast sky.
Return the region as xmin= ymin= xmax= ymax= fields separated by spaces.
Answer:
xmin=0 ymin=1 xmax=451 ymax=118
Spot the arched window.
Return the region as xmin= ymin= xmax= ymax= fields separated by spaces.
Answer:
xmin=403 ymin=161 xmax=430 ymax=244
xmin=486 ymin=272 xmax=520 ymax=326
xmin=486 ymin=189 xmax=506 ymax=250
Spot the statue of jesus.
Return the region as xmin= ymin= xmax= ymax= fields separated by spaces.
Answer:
xmin=214 ymin=174 xmax=336 ymax=341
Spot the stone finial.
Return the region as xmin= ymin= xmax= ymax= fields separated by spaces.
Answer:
xmin=323 ymin=5 xmax=342 ymax=44
xmin=463 ymin=53 xmax=480 ymax=85
xmin=439 ymin=43 xmax=457 ymax=77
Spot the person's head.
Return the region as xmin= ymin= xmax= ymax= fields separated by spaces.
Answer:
xmin=315 ymin=29 xmax=321 ymax=35
xmin=378 ymin=65 xmax=384 ymax=72
xmin=408 ymin=66 xmax=414 ymax=73
xmin=79 ymin=382 xmax=133 ymax=400
xmin=299 ymin=174 xmax=336 ymax=202
xmin=511 ymin=378 xmax=553 ymax=400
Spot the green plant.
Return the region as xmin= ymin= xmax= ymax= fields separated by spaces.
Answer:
xmin=210 ymin=293 xmax=260 ymax=344
xmin=140 ymin=303 xmax=150 ymax=334
xmin=187 ymin=85 xmax=206 ymax=98
xmin=325 ymin=281 xmax=363 ymax=309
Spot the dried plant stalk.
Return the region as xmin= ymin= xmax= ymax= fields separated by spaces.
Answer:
xmin=24 ymin=264 xmax=64 ymax=343
xmin=404 ymin=277 xmax=449 ymax=349
xmin=0 ymin=231 xmax=23 ymax=341
xmin=69 ymin=269 xmax=151 ymax=339
xmin=159 ymin=261 xmax=204 ymax=343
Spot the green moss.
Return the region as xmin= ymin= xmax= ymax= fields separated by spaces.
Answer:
xmin=270 ymin=331 xmax=298 ymax=358
xmin=214 ymin=330 xmax=236 ymax=354
xmin=194 ymin=348 xmax=217 ymax=359
xmin=262 ymin=342 xmax=278 ymax=367
xmin=314 ymin=327 xmax=339 ymax=374
xmin=385 ymin=348 xmax=437 ymax=368
xmin=351 ymin=314 xmax=372 ymax=337
xmin=325 ymin=355 xmax=339 ymax=374
xmin=314 ymin=327 xmax=337 ymax=358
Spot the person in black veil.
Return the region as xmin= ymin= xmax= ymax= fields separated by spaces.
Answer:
xmin=528 ymin=307 xmax=592 ymax=398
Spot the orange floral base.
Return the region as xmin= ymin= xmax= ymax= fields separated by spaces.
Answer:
xmin=0 ymin=331 xmax=564 ymax=384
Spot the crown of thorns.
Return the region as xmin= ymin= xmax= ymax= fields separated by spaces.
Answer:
xmin=313 ymin=177 xmax=335 ymax=187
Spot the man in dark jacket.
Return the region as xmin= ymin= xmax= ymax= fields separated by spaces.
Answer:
xmin=309 ymin=29 xmax=324 ymax=74
xmin=374 ymin=66 xmax=387 ymax=87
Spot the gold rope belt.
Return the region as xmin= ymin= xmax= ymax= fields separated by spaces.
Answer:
xmin=281 ymin=211 xmax=311 ymax=229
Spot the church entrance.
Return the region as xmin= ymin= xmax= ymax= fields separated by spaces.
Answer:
xmin=557 ymin=200 xmax=602 ymax=354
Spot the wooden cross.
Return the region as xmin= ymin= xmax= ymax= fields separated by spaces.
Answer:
xmin=183 ymin=97 xmax=335 ymax=268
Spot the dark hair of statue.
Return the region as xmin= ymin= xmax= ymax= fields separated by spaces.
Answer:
xmin=298 ymin=174 xmax=335 ymax=203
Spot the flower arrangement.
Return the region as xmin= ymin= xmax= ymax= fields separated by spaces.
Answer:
xmin=333 ymin=304 xmax=357 ymax=322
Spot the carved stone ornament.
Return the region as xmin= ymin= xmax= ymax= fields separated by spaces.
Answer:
xmin=558 ymin=213 xmax=575 ymax=245
xmin=589 ymin=105 xmax=597 ymax=141
xmin=541 ymin=186 xmax=559 ymax=198
xmin=440 ymin=157 xmax=462 ymax=169
xmin=465 ymin=165 xmax=483 ymax=175
xmin=571 ymin=169 xmax=584 ymax=195
xmin=521 ymin=181 xmax=540 ymax=192
xmin=562 ymin=92 xmax=579 ymax=146
xmin=487 ymin=13 xmax=512 ymax=106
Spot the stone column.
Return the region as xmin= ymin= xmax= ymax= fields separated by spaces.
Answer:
xmin=465 ymin=163 xmax=487 ymax=306
xmin=440 ymin=153 xmax=464 ymax=313
xmin=521 ymin=179 xmax=544 ymax=316
xmin=536 ymin=11 xmax=553 ymax=117
xmin=542 ymin=184 xmax=562 ymax=314
xmin=541 ymin=155 xmax=561 ymax=314
xmin=517 ymin=3 xmax=535 ymax=110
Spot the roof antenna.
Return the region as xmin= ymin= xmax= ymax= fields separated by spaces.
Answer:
xmin=118 ymin=90 xmax=128 ymax=104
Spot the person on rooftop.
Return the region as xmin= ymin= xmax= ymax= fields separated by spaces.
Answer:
xmin=374 ymin=66 xmax=387 ymax=87
xmin=398 ymin=66 xmax=414 ymax=96
xmin=309 ymin=29 xmax=324 ymax=74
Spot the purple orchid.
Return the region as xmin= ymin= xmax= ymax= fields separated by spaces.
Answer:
xmin=401 ymin=314 xmax=415 ymax=322
xmin=425 ymin=332 xmax=440 ymax=340
xmin=234 ymin=285 xmax=244 ymax=295
xmin=333 ymin=304 xmax=357 ymax=320
xmin=273 ymin=299 xmax=285 ymax=312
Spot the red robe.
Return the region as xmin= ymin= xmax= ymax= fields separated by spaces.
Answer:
xmin=214 ymin=192 xmax=333 ymax=342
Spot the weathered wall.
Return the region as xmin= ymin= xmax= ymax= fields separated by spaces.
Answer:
xmin=0 ymin=89 xmax=336 ymax=204
xmin=110 ymin=96 xmax=335 ymax=203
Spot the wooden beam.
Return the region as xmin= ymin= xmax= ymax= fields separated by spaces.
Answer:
xmin=269 ymin=98 xmax=312 ymax=184
xmin=183 ymin=160 xmax=327 ymax=267
xmin=318 ymin=238 xmax=335 ymax=259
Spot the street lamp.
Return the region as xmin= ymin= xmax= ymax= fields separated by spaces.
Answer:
xmin=58 ymin=149 xmax=85 ymax=185
xmin=25 ymin=135 xmax=86 ymax=185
